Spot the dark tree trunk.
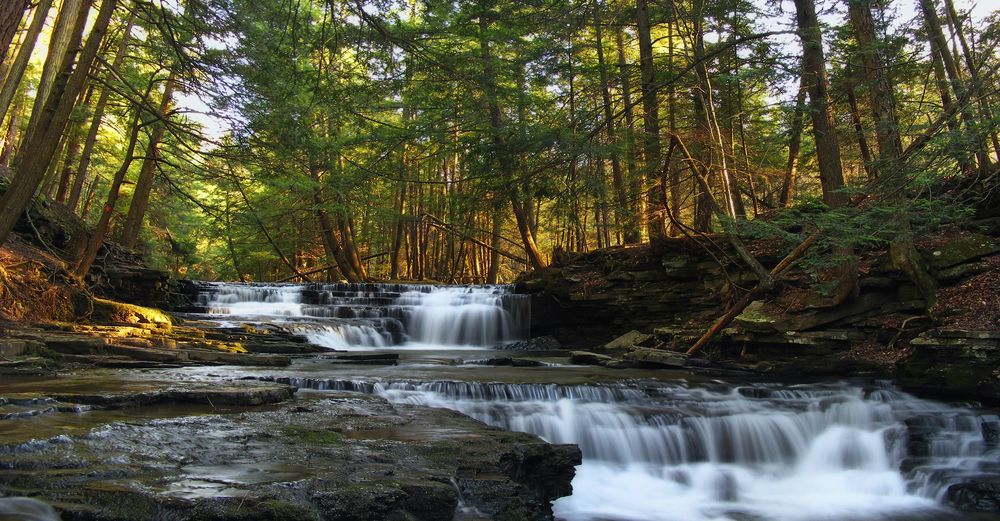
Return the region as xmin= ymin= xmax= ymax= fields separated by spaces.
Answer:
xmin=0 ymin=0 xmax=116 ymax=248
xmin=636 ymin=0 xmax=665 ymax=240
xmin=0 ymin=0 xmax=31 ymax=68
xmin=120 ymin=70 xmax=177 ymax=248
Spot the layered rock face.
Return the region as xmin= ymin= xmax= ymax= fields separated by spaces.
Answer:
xmin=517 ymin=232 xmax=1000 ymax=401
xmin=0 ymin=376 xmax=581 ymax=521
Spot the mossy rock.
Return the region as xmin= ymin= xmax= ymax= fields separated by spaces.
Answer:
xmin=926 ymin=233 xmax=1000 ymax=270
xmin=91 ymin=298 xmax=172 ymax=332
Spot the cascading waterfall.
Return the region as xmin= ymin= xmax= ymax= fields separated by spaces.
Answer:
xmin=189 ymin=282 xmax=529 ymax=350
xmin=261 ymin=375 xmax=999 ymax=521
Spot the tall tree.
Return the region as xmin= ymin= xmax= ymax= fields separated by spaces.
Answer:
xmin=0 ymin=1 xmax=31 ymax=68
xmin=0 ymin=0 xmax=118 ymax=248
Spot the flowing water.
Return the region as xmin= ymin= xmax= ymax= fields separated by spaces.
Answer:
xmin=173 ymin=284 xmax=1000 ymax=519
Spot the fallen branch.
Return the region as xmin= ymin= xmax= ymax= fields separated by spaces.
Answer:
xmin=686 ymin=232 xmax=819 ymax=356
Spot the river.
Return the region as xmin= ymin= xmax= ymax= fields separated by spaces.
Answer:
xmin=171 ymin=281 xmax=1000 ymax=521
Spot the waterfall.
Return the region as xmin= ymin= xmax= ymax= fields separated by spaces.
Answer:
xmin=189 ymin=282 xmax=529 ymax=350
xmin=263 ymin=376 xmax=997 ymax=521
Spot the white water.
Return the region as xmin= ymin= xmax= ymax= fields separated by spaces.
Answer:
xmin=267 ymin=376 xmax=997 ymax=521
xmin=191 ymin=282 xmax=529 ymax=350
xmin=191 ymin=281 xmax=999 ymax=519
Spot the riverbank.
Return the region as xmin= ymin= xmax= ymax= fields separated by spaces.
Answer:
xmin=516 ymin=221 xmax=1000 ymax=402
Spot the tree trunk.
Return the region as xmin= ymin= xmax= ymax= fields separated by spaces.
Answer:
xmin=0 ymin=90 xmax=24 ymax=167
xmin=120 ymin=70 xmax=177 ymax=248
xmin=69 ymin=12 xmax=135 ymax=211
xmin=615 ymin=27 xmax=643 ymax=240
xmin=780 ymin=71 xmax=807 ymax=207
xmin=0 ymin=0 xmax=116 ymax=248
xmin=848 ymin=0 xmax=936 ymax=308
xmin=942 ymin=0 xmax=1000 ymax=158
xmin=592 ymin=0 xmax=636 ymax=244
xmin=22 ymin=0 xmax=87 ymax=148
xmin=636 ymin=0 xmax=664 ymax=240
xmin=74 ymin=94 xmax=143 ymax=278
xmin=794 ymin=0 xmax=848 ymax=209
xmin=0 ymin=1 xmax=30 ymax=68
xmin=794 ymin=0 xmax=855 ymax=304
xmin=845 ymin=80 xmax=875 ymax=179
xmin=54 ymin=85 xmax=94 ymax=203
xmin=918 ymin=0 xmax=990 ymax=174
xmin=478 ymin=3 xmax=544 ymax=270
xmin=0 ymin=0 xmax=54 ymax=125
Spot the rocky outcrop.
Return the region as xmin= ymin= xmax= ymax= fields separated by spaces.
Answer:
xmin=897 ymin=329 xmax=1000 ymax=400
xmin=516 ymin=239 xmax=765 ymax=348
xmin=0 ymin=380 xmax=580 ymax=521
xmin=518 ymin=231 xmax=1000 ymax=400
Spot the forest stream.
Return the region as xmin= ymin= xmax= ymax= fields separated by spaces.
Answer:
xmin=5 ymin=283 xmax=1000 ymax=521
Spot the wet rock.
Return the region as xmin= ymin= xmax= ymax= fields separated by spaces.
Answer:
xmin=0 ymin=340 xmax=28 ymax=357
xmin=497 ymin=336 xmax=562 ymax=351
xmin=91 ymin=298 xmax=173 ymax=332
xmin=568 ymin=351 xmax=614 ymax=366
xmin=604 ymin=330 xmax=652 ymax=350
xmin=983 ymin=421 xmax=1000 ymax=449
xmin=623 ymin=347 xmax=687 ymax=368
xmin=0 ymin=390 xmax=579 ymax=521
xmin=0 ymin=497 xmax=60 ymax=521
xmin=945 ymin=479 xmax=1000 ymax=513
xmin=466 ymin=358 xmax=545 ymax=367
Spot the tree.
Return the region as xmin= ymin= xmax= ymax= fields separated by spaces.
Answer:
xmin=0 ymin=0 xmax=118 ymax=249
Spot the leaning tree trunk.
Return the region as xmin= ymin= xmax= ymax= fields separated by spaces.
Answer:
xmin=0 ymin=0 xmax=117 ymax=248
xmin=919 ymin=0 xmax=990 ymax=174
xmin=73 ymin=99 xmax=143 ymax=278
xmin=69 ymin=12 xmax=135 ymax=211
xmin=0 ymin=0 xmax=54 ymax=125
xmin=22 ymin=0 xmax=87 ymax=148
xmin=120 ymin=70 xmax=178 ymax=248
xmin=0 ymin=1 xmax=31 ymax=68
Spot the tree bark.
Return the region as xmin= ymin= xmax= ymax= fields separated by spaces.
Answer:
xmin=794 ymin=0 xmax=848 ymax=209
xmin=636 ymin=0 xmax=665 ymax=240
xmin=794 ymin=0 xmax=855 ymax=305
xmin=120 ymin=70 xmax=177 ymax=248
xmin=22 ymin=0 xmax=87 ymax=148
xmin=0 ymin=0 xmax=54 ymax=124
xmin=68 ymin=12 xmax=135 ymax=211
xmin=0 ymin=0 xmax=31 ymax=69
xmin=780 ymin=71 xmax=807 ymax=207
xmin=0 ymin=0 xmax=117 ymax=248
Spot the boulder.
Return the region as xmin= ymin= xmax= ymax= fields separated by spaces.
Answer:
xmin=91 ymin=298 xmax=173 ymax=332
xmin=946 ymin=479 xmax=1000 ymax=513
xmin=498 ymin=335 xmax=562 ymax=351
xmin=926 ymin=233 xmax=1000 ymax=270
xmin=604 ymin=330 xmax=652 ymax=350
xmin=623 ymin=347 xmax=687 ymax=368
xmin=568 ymin=351 xmax=614 ymax=365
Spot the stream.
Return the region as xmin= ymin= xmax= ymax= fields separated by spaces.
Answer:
xmin=181 ymin=282 xmax=1000 ymax=521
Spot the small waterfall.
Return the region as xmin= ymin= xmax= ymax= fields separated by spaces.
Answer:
xmin=189 ymin=282 xmax=529 ymax=349
xmin=266 ymin=376 xmax=997 ymax=521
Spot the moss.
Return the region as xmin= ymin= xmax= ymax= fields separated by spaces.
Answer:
xmin=91 ymin=298 xmax=172 ymax=332
xmin=281 ymin=426 xmax=343 ymax=445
